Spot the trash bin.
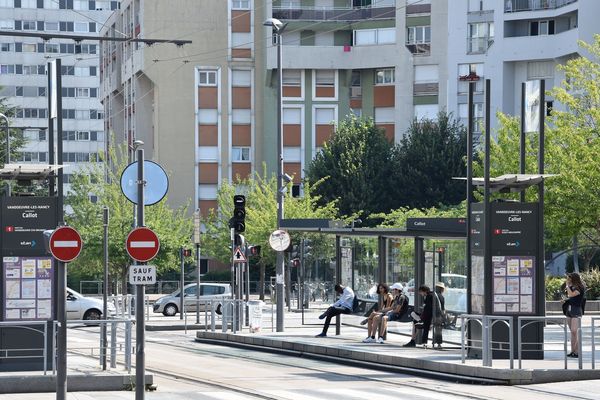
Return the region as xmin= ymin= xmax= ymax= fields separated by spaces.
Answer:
xmin=248 ymin=300 xmax=264 ymax=333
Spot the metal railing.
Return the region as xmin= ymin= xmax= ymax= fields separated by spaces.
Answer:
xmin=517 ymin=316 xmax=572 ymax=369
xmin=505 ymin=0 xmax=578 ymax=13
xmin=272 ymin=6 xmax=396 ymax=21
xmin=0 ymin=321 xmax=50 ymax=375
xmin=591 ymin=317 xmax=600 ymax=369
xmin=460 ymin=314 xmax=514 ymax=368
xmin=56 ymin=319 xmax=133 ymax=373
xmin=109 ymin=294 xmax=150 ymax=321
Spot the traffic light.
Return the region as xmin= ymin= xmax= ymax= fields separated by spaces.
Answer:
xmin=247 ymin=245 xmax=261 ymax=258
xmin=229 ymin=195 xmax=246 ymax=233
xmin=182 ymin=249 xmax=192 ymax=257
xmin=291 ymin=258 xmax=300 ymax=268
xmin=302 ymin=239 xmax=312 ymax=260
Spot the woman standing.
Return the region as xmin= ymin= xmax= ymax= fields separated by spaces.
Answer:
xmin=433 ymin=282 xmax=446 ymax=349
xmin=564 ymin=273 xmax=586 ymax=358
xmin=403 ymin=285 xmax=433 ymax=347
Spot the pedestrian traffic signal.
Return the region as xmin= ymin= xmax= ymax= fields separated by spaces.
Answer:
xmin=229 ymin=195 xmax=246 ymax=233
xmin=291 ymin=258 xmax=300 ymax=268
xmin=182 ymin=249 xmax=192 ymax=257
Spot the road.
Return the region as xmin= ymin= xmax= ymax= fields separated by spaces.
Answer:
xmin=1 ymin=328 xmax=599 ymax=399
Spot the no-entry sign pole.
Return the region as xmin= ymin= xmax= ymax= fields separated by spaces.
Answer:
xmin=49 ymin=226 xmax=82 ymax=400
xmin=136 ymin=148 xmax=145 ymax=400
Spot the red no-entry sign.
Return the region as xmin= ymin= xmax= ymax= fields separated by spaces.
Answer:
xmin=126 ymin=227 xmax=160 ymax=262
xmin=49 ymin=226 xmax=82 ymax=263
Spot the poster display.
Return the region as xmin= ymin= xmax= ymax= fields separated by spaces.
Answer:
xmin=3 ymin=257 xmax=53 ymax=321
xmin=491 ymin=256 xmax=535 ymax=314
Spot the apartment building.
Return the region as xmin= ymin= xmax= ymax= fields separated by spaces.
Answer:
xmin=447 ymin=0 xmax=597 ymax=138
xmin=0 ymin=0 xmax=118 ymax=191
xmin=267 ymin=0 xmax=448 ymax=188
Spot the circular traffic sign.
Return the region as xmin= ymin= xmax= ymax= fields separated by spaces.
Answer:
xmin=120 ymin=160 xmax=169 ymax=206
xmin=126 ymin=227 xmax=160 ymax=262
xmin=49 ymin=226 xmax=82 ymax=263
xmin=269 ymin=230 xmax=290 ymax=252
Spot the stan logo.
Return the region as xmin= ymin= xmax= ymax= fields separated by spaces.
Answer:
xmin=5 ymin=226 xmax=14 ymax=232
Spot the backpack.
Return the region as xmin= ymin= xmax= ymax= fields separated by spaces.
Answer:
xmin=352 ymin=295 xmax=359 ymax=313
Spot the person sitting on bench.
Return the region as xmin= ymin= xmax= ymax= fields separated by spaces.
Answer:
xmin=370 ymin=283 xmax=409 ymax=344
xmin=361 ymin=283 xmax=394 ymax=343
xmin=315 ymin=284 xmax=355 ymax=337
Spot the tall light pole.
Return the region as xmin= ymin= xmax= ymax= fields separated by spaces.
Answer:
xmin=264 ymin=17 xmax=287 ymax=332
xmin=0 ymin=113 xmax=10 ymax=196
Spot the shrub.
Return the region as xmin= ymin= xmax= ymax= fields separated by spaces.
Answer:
xmin=582 ymin=269 xmax=600 ymax=299
xmin=546 ymin=276 xmax=565 ymax=301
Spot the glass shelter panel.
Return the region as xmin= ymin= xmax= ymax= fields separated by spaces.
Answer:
xmin=424 ymin=239 xmax=467 ymax=314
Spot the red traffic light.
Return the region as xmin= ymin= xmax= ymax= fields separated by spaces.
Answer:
xmin=247 ymin=245 xmax=261 ymax=258
xmin=183 ymin=249 xmax=192 ymax=257
xmin=292 ymin=258 xmax=300 ymax=267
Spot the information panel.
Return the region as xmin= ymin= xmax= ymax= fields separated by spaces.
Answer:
xmin=3 ymin=257 xmax=54 ymax=320
xmin=492 ymin=255 xmax=535 ymax=314
xmin=2 ymin=197 xmax=57 ymax=256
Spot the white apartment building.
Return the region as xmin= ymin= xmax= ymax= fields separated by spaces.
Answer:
xmin=447 ymin=0 xmax=597 ymax=138
xmin=0 ymin=0 xmax=119 ymax=192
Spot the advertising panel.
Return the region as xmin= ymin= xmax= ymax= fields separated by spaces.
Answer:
xmin=3 ymin=257 xmax=54 ymax=320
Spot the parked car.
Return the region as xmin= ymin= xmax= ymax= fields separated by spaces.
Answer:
xmin=153 ymin=283 xmax=232 ymax=316
xmin=405 ymin=273 xmax=467 ymax=313
xmin=66 ymin=288 xmax=116 ymax=320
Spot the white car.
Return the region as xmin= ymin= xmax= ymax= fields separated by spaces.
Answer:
xmin=66 ymin=288 xmax=116 ymax=320
xmin=153 ymin=283 xmax=232 ymax=316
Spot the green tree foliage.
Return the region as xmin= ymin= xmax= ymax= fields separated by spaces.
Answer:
xmin=390 ymin=112 xmax=467 ymax=209
xmin=0 ymin=97 xmax=27 ymax=195
xmin=305 ymin=116 xmax=393 ymax=224
xmin=65 ymin=144 xmax=193 ymax=293
xmin=201 ymin=166 xmax=343 ymax=297
xmin=472 ymin=36 xmax=600 ymax=257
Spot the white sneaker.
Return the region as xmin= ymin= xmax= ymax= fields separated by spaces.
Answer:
xmin=362 ymin=337 xmax=375 ymax=343
xmin=377 ymin=337 xmax=385 ymax=344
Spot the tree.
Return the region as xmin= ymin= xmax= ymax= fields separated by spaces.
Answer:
xmin=0 ymin=97 xmax=27 ymax=195
xmin=201 ymin=165 xmax=343 ymax=299
xmin=389 ymin=112 xmax=467 ymax=210
xmin=305 ymin=116 xmax=393 ymax=224
xmin=65 ymin=144 xmax=193 ymax=294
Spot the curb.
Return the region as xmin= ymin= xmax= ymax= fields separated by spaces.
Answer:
xmin=0 ymin=373 xmax=154 ymax=393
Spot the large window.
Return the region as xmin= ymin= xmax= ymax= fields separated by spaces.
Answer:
xmin=231 ymin=147 xmax=250 ymax=161
xmin=282 ymin=69 xmax=301 ymax=86
xmin=406 ymin=26 xmax=430 ymax=44
xmin=354 ymin=27 xmax=395 ymax=46
xmin=375 ymin=68 xmax=395 ymax=85
xmin=530 ymin=20 xmax=555 ymax=36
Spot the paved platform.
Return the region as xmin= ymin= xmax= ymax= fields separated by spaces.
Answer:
xmin=194 ymin=306 xmax=600 ymax=385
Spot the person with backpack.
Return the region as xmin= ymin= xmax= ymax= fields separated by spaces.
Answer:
xmin=563 ymin=273 xmax=586 ymax=358
xmin=315 ymin=284 xmax=355 ymax=337
xmin=370 ymin=283 xmax=409 ymax=344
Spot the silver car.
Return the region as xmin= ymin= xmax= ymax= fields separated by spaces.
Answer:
xmin=153 ymin=283 xmax=232 ymax=316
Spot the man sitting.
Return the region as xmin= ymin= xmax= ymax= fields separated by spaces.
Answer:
xmin=315 ymin=284 xmax=355 ymax=338
xmin=371 ymin=283 xmax=409 ymax=344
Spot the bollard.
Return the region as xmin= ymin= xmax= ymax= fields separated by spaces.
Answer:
xmin=211 ymin=300 xmax=216 ymax=332
xmin=125 ymin=320 xmax=132 ymax=372
xmin=110 ymin=321 xmax=117 ymax=369
xmin=460 ymin=316 xmax=466 ymax=364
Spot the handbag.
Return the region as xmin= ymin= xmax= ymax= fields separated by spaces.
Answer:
xmin=434 ymin=293 xmax=451 ymax=326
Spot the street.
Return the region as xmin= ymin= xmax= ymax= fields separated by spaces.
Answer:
xmin=1 ymin=327 xmax=598 ymax=400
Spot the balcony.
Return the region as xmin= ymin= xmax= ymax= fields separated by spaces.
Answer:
xmin=500 ymin=28 xmax=578 ymax=61
xmin=266 ymin=44 xmax=398 ymax=70
xmin=272 ymin=5 xmax=396 ymax=21
xmin=505 ymin=0 xmax=577 ymax=13
xmin=467 ymin=37 xmax=494 ymax=54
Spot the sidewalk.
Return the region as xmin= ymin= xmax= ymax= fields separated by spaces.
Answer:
xmin=194 ymin=304 xmax=600 ymax=385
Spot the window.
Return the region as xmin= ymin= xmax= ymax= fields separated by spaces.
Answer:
xmin=45 ymin=21 xmax=59 ymax=31
xmin=198 ymin=70 xmax=217 ymax=86
xmin=0 ymin=64 xmax=15 ymax=74
xmin=22 ymin=20 xmax=36 ymax=30
xmin=74 ymin=0 xmax=87 ymax=9
xmin=530 ymin=20 xmax=554 ymax=36
xmin=282 ymin=70 xmax=301 ymax=86
xmin=282 ymin=108 xmax=301 ymax=124
xmin=232 ymin=0 xmax=249 ymax=9
xmin=527 ymin=61 xmax=554 ymax=79
xmin=44 ymin=0 xmax=59 ymax=8
xmin=353 ymin=27 xmax=395 ymax=46
xmin=77 ymin=131 xmax=89 ymax=141
xmin=375 ymin=68 xmax=395 ymax=85
xmin=406 ymin=26 xmax=431 ymax=44
xmin=1 ymin=43 xmax=13 ymax=52
xmin=74 ymin=21 xmax=88 ymax=32
xmin=45 ymin=43 xmax=59 ymax=53
xmin=22 ymin=43 xmax=37 ymax=52
xmin=231 ymin=147 xmax=250 ymax=161
xmin=315 ymin=70 xmax=335 ymax=86
xmin=0 ymin=0 xmax=14 ymax=7
xmin=315 ymin=108 xmax=335 ymax=125
xmin=21 ymin=0 xmax=36 ymax=7
xmin=76 ymin=88 xmax=89 ymax=97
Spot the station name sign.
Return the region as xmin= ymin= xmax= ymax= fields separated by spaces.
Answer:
xmin=2 ymin=197 xmax=57 ymax=256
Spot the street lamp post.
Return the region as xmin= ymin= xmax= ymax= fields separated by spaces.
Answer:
xmin=264 ymin=18 xmax=287 ymax=332
xmin=0 ymin=113 xmax=10 ymax=196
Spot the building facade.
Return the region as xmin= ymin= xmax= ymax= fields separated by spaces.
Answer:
xmin=447 ymin=0 xmax=596 ymax=139
xmin=0 ymin=0 xmax=119 ymax=191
